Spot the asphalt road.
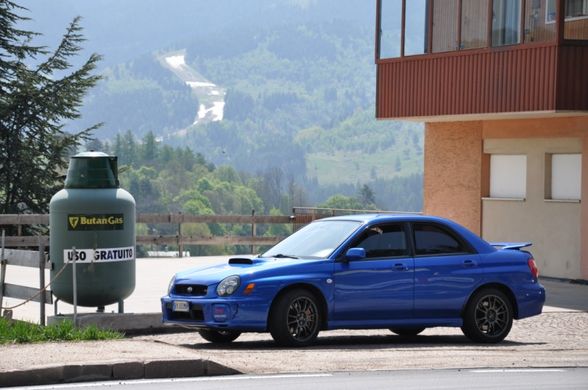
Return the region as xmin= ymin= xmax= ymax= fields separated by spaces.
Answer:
xmin=17 ymin=368 xmax=588 ymax=390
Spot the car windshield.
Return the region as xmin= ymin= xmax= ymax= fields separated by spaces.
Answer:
xmin=261 ymin=220 xmax=362 ymax=259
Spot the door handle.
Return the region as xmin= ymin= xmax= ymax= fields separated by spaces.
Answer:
xmin=394 ymin=263 xmax=409 ymax=271
xmin=463 ymin=259 xmax=477 ymax=267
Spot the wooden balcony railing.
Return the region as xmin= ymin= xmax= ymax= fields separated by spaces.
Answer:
xmin=376 ymin=42 xmax=588 ymax=119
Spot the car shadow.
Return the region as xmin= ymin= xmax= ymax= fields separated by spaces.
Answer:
xmin=180 ymin=333 xmax=546 ymax=351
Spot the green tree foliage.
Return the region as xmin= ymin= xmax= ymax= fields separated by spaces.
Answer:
xmin=105 ymin=132 xmax=274 ymax=255
xmin=0 ymin=1 xmax=101 ymax=219
xmin=318 ymin=184 xmax=378 ymax=211
xmin=319 ymin=195 xmax=364 ymax=211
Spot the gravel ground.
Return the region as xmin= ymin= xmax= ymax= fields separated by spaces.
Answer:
xmin=132 ymin=309 xmax=588 ymax=373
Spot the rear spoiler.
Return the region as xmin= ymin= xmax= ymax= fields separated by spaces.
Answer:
xmin=490 ymin=242 xmax=532 ymax=250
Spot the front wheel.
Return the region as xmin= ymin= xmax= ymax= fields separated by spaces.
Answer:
xmin=390 ymin=328 xmax=426 ymax=337
xmin=269 ymin=289 xmax=321 ymax=347
xmin=198 ymin=329 xmax=241 ymax=343
xmin=461 ymin=288 xmax=513 ymax=343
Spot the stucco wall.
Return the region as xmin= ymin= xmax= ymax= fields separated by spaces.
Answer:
xmin=582 ymin=137 xmax=588 ymax=280
xmin=423 ymin=116 xmax=587 ymax=279
xmin=482 ymin=138 xmax=582 ymax=279
xmin=424 ymin=122 xmax=483 ymax=234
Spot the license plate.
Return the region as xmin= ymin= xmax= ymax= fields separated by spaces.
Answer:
xmin=172 ymin=301 xmax=189 ymax=312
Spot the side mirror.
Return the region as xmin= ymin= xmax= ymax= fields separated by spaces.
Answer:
xmin=345 ymin=247 xmax=366 ymax=262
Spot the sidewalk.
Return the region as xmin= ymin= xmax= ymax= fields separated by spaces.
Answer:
xmin=540 ymin=278 xmax=588 ymax=312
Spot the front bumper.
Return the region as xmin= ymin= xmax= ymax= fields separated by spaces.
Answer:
xmin=161 ymin=295 xmax=270 ymax=331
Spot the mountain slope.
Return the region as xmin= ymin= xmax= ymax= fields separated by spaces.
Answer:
xmin=20 ymin=0 xmax=424 ymax=210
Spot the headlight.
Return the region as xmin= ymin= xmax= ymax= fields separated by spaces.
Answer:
xmin=216 ymin=275 xmax=240 ymax=297
xmin=167 ymin=275 xmax=176 ymax=294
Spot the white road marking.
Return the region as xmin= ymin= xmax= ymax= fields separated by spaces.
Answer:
xmin=29 ymin=374 xmax=333 ymax=389
xmin=470 ymin=369 xmax=567 ymax=373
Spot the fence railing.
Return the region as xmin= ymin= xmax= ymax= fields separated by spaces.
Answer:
xmin=0 ymin=207 xmax=420 ymax=253
xmin=0 ymin=212 xmax=315 ymax=255
xmin=0 ymin=233 xmax=52 ymax=325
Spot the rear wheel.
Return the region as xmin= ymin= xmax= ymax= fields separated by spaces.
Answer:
xmin=461 ymin=288 xmax=513 ymax=343
xmin=390 ymin=328 xmax=426 ymax=337
xmin=198 ymin=329 xmax=241 ymax=343
xmin=269 ymin=289 xmax=321 ymax=347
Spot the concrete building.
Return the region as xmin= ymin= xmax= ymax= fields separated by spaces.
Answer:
xmin=375 ymin=0 xmax=588 ymax=280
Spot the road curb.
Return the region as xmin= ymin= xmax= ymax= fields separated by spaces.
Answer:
xmin=0 ymin=359 xmax=241 ymax=387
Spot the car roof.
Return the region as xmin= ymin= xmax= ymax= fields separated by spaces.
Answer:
xmin=319 ymin=213 xmax=444 ymax=224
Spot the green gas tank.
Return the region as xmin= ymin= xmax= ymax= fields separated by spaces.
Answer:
xmin=49 ymin=151 xmax=135 ymax=308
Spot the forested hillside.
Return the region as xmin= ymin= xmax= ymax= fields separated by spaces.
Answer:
xmin=80 ymin=54 xmax=198 ymax=138
xmin=19 ymin=0 xmax=423 ymax=212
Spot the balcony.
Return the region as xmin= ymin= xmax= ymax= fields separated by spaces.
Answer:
xmin=375 ymin=0 xmax=588 ymax=120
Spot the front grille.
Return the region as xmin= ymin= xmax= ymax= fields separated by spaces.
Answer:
xmin=174 ymin=284 xmax=208 ymax=296
xmin=165 ymin=302 xmax=204 ymax=321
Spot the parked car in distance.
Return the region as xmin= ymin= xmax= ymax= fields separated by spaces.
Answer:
xmin=161 ymin=214 xmax=545 ymax=347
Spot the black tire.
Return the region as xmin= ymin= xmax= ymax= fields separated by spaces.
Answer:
xmin=390 ymin=327 xmax=426 ymax=337
xmin=198 ymin=328 xmax=241 ymax=343
xmin=269 ymin=289 xmax=321 ymax=347
xmin=461 ymin=288 xmax=513 ymax=343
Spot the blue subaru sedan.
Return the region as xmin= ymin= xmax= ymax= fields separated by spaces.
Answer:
xmin=161 ymin=215 xmax=545 ymax=346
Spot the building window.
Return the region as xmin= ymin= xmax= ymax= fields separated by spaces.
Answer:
xmin=490 ymin=155 xmax=527 ymax=199
xmin=564 ymin=0 xmax=588 ymax=39
xmin=546 ymin=0 xmax=558 ymax=22
xmin=379 ymin=0 xmax=403 ymax=58
xmin=376 ymin=0 xmax=588 ymax=60
xmin=405 ymin=0 xmax=428 ymax=55
xmin=566 ymin=0 xmax=588 ymax=17
xmin=433 ymin=0 xmax=459 ymax=52
xmin=461 ymin=0 xmax=490 ymax=49
xmin=525 ymin=0 xmax=557 ymax=43
xmin=492 ymin=0 xmax=522 ymax=46
xmin=547 ymin=0 xmax=588 ymax=22
xmin=548 ymin=154 xmax=582 ymax=200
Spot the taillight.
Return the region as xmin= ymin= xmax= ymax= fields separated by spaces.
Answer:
xmin=528 ymin=258 xmax=539 ymax=279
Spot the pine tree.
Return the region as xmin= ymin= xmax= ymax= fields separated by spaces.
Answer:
xmin=0 ymin=0 xmax=102 ymax=219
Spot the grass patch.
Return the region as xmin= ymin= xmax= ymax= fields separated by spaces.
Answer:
xmin=0 ymin=317 xmax=123 ymax=344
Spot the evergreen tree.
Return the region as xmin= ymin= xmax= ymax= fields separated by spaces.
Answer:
xmin=0 ymin=1 xmax=102 ymax=218
xmin=358 ymin=184 xmax=376 ymax=209
xmin=141 ymin=131 xmax=158 ymax=162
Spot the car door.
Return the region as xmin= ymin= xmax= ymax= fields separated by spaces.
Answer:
xmin=332 ymin=222 xmax=414 ymax=323
xmin=411 ymin=222 xmax=482 ymax=319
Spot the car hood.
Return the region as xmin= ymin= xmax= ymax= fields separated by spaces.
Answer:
xmin=173 ymin=256 xmax=325 ymax=285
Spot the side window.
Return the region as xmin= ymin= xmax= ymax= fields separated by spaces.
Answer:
xmin=413 ymin=224 xmax=468 ymax=256
xmin=352 ymin=224 xmax=409 ymax=259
